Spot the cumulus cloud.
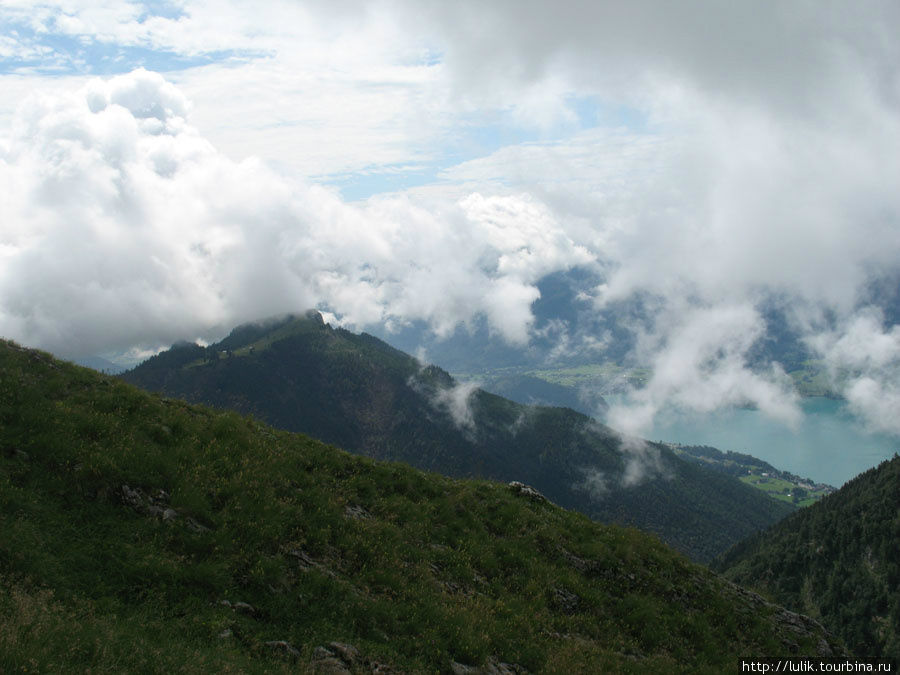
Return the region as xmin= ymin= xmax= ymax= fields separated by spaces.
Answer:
xmin=0 ymin=69 xmax=590 ymax=358
xmin=411 ymin=0 xmax=900 ymax=436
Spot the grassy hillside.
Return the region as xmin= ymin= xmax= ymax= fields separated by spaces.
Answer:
xmin=120 ymin=312 xmax=794 ymax=564
xmin=0 ymin=339 xmax=845 ymax=672
xmin=714 ymin=456 xmax=900 ymax=661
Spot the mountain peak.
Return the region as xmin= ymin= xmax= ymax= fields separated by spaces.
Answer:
xmin=216 ymin=310 xmax=327 ymax=353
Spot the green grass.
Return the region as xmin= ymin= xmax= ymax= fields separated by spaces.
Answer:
xmin=1 ymin=340 xmax=843 ymax=672
xmin=740 ymin=472 xmax=825 ymax=508
xmin=786 ymin=361 xmax=841 ymax=398
xmin=527 ymin=363 xmax=651 ymax=390
xmin=455 ymin=362 xmax=651 ymax=391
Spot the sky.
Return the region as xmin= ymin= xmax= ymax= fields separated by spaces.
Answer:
xmin=2 ymin=0 xmax=900 ymax=437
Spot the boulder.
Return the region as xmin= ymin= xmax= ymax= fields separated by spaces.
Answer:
xmin=266 ymin=640 xmax=301 ymax=661
xmin=508 ymin=481 xmax=547 ymax=503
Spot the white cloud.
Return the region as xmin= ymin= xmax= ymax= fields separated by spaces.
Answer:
xmin=0 ymin=70 xmax=591 ymax=358
xmin=807 ymin=309 xmax=900 ymax=435
xmin=433 ymin=379 xmax=481 ymax=431
xmin=607 ymin=304 xmax=802 ymax=437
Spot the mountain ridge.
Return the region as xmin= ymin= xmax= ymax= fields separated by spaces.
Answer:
xmin=121 ymin=311 xmax=795 ymax=563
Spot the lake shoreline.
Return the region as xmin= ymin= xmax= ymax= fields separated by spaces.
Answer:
xmin=604 ymin=396 xmax=899 ymax=488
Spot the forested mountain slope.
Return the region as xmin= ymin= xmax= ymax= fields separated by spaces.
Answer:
xmin=121 ymin=312 xmax=794 ymax=563
xmin=715 ymin=456 xmax=900 ymax=660
xmin=0 ymin=339 xmax=845 ymax=672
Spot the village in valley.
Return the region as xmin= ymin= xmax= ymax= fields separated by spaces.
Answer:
xmin=668 ymin=443 xmax=836 ymax=508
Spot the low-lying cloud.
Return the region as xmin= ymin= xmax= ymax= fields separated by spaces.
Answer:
xmin=575 ymin=432 xmax=669 ymax=501
xmin=433 ymin=380 xmax=481 ymax=432
xmin=807 ymin=309 xmax=900 ymax=435
xmin=607 ymin=304 xmax=802 ymax=438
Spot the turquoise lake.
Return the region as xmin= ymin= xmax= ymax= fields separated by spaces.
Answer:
xmin=615 ymin=397 xmax=898 ymax=487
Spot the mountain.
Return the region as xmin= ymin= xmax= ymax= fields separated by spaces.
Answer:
xmin=714 ymin=455 xmax=900 ymax=660
xmin=0 ymin=338 xmax=847 ymax=672
xmin=120 ymin=311 xmax=794 ymax=563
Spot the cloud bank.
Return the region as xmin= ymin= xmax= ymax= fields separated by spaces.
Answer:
xmin=2 ymin=1 xmax=900 ymax=439
xmin=0 ymin=69 xmax=590 ymax=358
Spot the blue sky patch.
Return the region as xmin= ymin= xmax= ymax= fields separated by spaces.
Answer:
xmin=0 ymin=7 xmax=258 ymax=76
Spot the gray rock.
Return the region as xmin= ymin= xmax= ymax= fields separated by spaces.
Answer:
xmin=344 ymin=504 xmax=372 ymax=520
xmin=559 ymin=547 xmax=601 ymax=575
xmin=311 ymin=645 xmax=352 ymax=673
xmin=312 ymin=646 xmax=335 ymax=660
xmin=312 ymin=658 xmax=351 ymax=674
xmin=286 ymin=548 xmax=336 ymax=577
xmin=288 ymin=549 xmax=318 ymax=569
xmin=308 ymin=641 xmax=380 ymax=673
xmin=266 ymin=640 xmax=301 ymax=660
xmin=186 ymin=517 xmax=210 ymax=533
xmin=451 ymin=658 xmax=528 ymax=675
xmin=551 ymin=587 xmax=580 ymax=614
xmin=327 ymin=642 xmax=361 ymax=665
xmin=120 ymin=484 xmax=146 ymax=510
xmin=508 ymin=481 xmax=547 ymax=503
xmin=725 ymin=581 xmax=848 ymax=657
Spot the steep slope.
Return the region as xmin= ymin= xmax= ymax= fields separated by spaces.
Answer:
xmin=714 ymin=456 xmax=900 ymax=660
xmin=1 ymin=339 xmax=845 ymax=672
xmin=120 ymin=312 xmax=794 ymax=563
